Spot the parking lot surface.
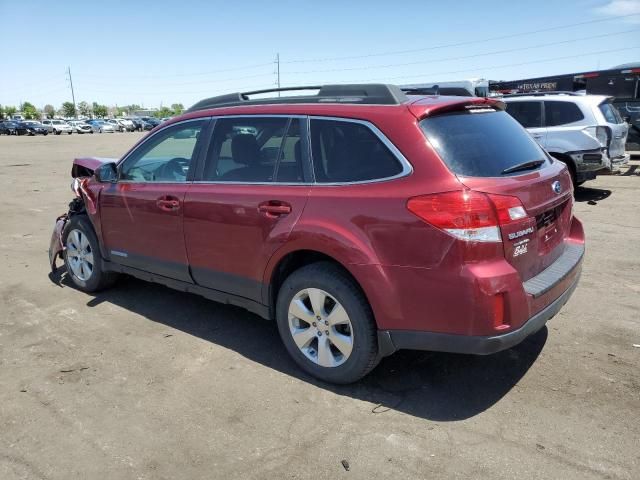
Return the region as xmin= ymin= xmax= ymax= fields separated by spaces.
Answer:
xmin=0 ymin=134 xmax=638 ymax=479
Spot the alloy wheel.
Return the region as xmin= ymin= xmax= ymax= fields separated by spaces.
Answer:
xmin=66 ymin=229 xmax=94 ymax=281
xmin=288 ymin=288 xmax=354 ymax=368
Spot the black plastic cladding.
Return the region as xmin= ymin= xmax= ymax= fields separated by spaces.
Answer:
xmin=186 ymin=84 xmax=409 ymax=112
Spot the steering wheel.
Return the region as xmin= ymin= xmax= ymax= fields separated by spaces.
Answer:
xmin=156 ymin=157 xmax=188 ymax=181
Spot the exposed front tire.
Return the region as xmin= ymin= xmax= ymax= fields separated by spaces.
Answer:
xmin=276 ymin=262 xmax=379 ymax=384
xmin=62 ymin=215 xmax=118 ymax=292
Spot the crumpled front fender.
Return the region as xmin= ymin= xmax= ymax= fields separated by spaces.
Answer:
xmin=48 ymin=214 xmax=68 ymax=271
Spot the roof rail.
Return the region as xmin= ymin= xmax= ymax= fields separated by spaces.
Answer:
xmin=186 ymin=84 xmax=408 ymax=112
xmin=500 ymin=91 xmax=582 ymax=98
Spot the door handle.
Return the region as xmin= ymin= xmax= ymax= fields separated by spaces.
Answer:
xmin=156 ymin=195 xmax=180 ymax=211
xmin=258 ymin=201 xmax=292 ymax=218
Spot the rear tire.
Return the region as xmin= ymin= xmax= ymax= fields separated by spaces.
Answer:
xmin=62 ymin=215 xmax=118 ymax=292
xmin=276 ymin=262 xmax=379 ymax=384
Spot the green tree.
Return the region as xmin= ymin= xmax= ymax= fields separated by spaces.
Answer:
xmin=155 ymin=106 xmax=172 ymax=118
xmin=92 ymin=102 xmax=108 ymax=118
xmin=20 ymin=102 xmax=38 ymax=120
xmin=0 ymin=105 xmax=3 ymax=119
xmin=171 ymin=103 xmax=184 ymax=115
xmin=123 ymin=104 xmax=141 ymax=114
xmin=44 ymin=104 xmax=55 ymax=119
xmin=5 ymin=105 xmax=17 ymax=118
xmin=62 ymin=102 xmax=76 ymax=118
xmin=77 ymin=101 xmax=91 ymax=117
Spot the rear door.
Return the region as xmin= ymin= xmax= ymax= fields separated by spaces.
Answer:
xmin=420 ymin=108 xmax=573 ymax=282
xmin=597 ymin=100 xmax=628 ymax=159
xmin=505 ymin=100 xmax=546 ymax=146
xmin=99 ymin=119 xmax=208 ymax=282
xmin=184 ymin=116 xmax=311 ymax=302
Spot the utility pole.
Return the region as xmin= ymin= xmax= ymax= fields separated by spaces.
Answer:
xmin=67 ymin=66 xmax=77 ymax=118
xmin=275 ymin=53 xmax=281 ymax=96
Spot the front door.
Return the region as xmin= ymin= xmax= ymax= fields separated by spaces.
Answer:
xmin=184 ymin=116 xmax=311 ymax=302
xmin=100 ymin=119 xmax=208 ymax=282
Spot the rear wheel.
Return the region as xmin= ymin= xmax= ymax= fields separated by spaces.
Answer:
xmin=276 ymin=262 xmax=379 ymax=384
xmin=63 ymin=215 xmax=118 ymax=292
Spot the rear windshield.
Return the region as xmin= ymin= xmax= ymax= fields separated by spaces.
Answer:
xmin=419 ymin=110 xmax=548 ymax=177
xmin=598 ymin=101 xmax=624 ymax=124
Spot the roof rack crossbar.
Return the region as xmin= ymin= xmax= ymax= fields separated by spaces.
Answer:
xmin=186 ymin=84 xmax=408 ymax=112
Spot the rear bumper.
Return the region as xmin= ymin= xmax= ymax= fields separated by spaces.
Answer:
xmin=376 ymin=234 xmax=584 ymax=357
xmin=378 ymin=268 xmax=580 ymax=356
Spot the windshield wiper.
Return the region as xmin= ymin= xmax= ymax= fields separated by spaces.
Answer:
xmin=501 ymin=159 xmax=545 ymax=175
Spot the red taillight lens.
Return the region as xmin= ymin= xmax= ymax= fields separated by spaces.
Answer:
xmin=407 ymin=190 xmax=526 ymax=242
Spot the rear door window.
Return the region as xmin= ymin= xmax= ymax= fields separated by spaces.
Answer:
xmin=310 ymin=119 xmax=403 ymax=182
xmin=419 ymin=110 xmax=548 ymax=177
xmin=598 ymin=102 xmax=623 ymax=124
xmin=202 ymin=117 xmax=306 ymax=183
xmin=544 ymin=101 xmax=584 ymax=126
xmin=505 ymin=101 xmax=543 ymax=128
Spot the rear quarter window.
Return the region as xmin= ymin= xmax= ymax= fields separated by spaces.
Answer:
xmin=310 ymin=119 xmax=403 ymax=182
xmin=598 ymin=102 xmax=623 ymax=124
xmin=419 ymin=110 xmax=548 ymax=177
xmin=544 ymin=101 xmax=584 ymax=126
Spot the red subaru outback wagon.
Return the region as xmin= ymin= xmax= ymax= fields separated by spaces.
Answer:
xmin=49 ymin=84 xmax=584 ymax=383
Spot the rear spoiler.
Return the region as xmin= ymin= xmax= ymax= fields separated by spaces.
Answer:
xmin=408 ymin=97 xmax=505 ymax=120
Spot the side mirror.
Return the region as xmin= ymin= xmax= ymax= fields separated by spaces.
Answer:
xmin=94 ymin=162 xmax=118 ymax=183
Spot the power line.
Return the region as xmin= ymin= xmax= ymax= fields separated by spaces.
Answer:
xmin=280 ymin=46 xmax=640 ymax=86
xmin=283 ymin=13 xmax=640 ymax=64
xmin=283 ymin=29 xmax=639 ymax=76
xmin=75 ymin=61 xmax=274 ymax=79
xmin=75 ymin=71 xmax=273 ymax=88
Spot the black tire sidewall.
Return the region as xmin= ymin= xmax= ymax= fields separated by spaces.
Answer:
xmin=276 ymin=263 xmax=378 ymax=384
xmin=62 ymin=215 xmax=107 ymax=292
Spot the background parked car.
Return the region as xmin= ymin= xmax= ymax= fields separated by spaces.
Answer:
xmin=105 ymin=119 xmax=125 ymax=132
xmin=116 ymin=118 xmax=135 ymax=131
xmin=22 ymin=121 xmax=49 ymax=135
xmin=140 ymin=116 xmax=161 ymax=129
xmin=503 ymin=92 xmax=629 ymax=186
xmin=0 ymin=121 xmax=28 ymax=135
xmin=86 ymin=120 xmax=116 ymax=133
xmin=125 ymin=117 xmax=144 ymax=131
xmin=68 ymin=120 xmax=93 ymax=134
xmin=42 ymin=119 xmax=73 ymax=135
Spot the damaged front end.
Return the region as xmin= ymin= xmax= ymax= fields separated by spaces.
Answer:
xmin=48 ymin=156 xmax=115 ymax=271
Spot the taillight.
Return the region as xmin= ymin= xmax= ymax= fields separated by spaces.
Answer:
xmin=406 ymin=190 xmax=527 ymax=242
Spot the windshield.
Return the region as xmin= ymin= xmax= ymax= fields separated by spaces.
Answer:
xmin=419 ymin=110 xmax=549 ymax=177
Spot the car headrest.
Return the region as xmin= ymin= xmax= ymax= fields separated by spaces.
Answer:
xmin=231 ymin=134 xmax=260 ymax=166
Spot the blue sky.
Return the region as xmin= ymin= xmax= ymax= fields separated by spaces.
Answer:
xmin=1 ymin=0 xmax=639 ymax=110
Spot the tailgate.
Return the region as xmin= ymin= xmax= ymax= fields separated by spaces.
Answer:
xmin=460 ymin=161 xmax=573 ymax=282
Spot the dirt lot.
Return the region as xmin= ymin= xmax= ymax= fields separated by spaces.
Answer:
xmin=0 ymin=133 xmax=638 ymax=480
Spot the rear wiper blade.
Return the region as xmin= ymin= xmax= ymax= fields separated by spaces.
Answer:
xmin=501 ymin=159 xmax=545 ymax=175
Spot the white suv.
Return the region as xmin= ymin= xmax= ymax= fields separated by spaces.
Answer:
xmin=503 ymin=93 xmax=629 ymax=186
xmin=41 ymin=119 xmax=73 ymax=135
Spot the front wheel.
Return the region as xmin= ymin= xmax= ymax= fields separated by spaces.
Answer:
xmin=276 ymin=262 xmax=379 ymax=384
xmin=63 ymin=215 xmax=118 ymax=292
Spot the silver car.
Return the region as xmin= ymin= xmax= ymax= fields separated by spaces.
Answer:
xmin=88 ymin=120 xmax=115 ymax=133
xmin=69 ymin=120 xmax=93 ymax=134
xmin=41 ymin=119 xmax=73 ymax=135
xmin=503 ymin=93 xmax=629 ymax=186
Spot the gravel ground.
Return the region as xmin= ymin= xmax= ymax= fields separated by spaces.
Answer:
xmin=0 ymin=133 xmax=638 ymax=480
